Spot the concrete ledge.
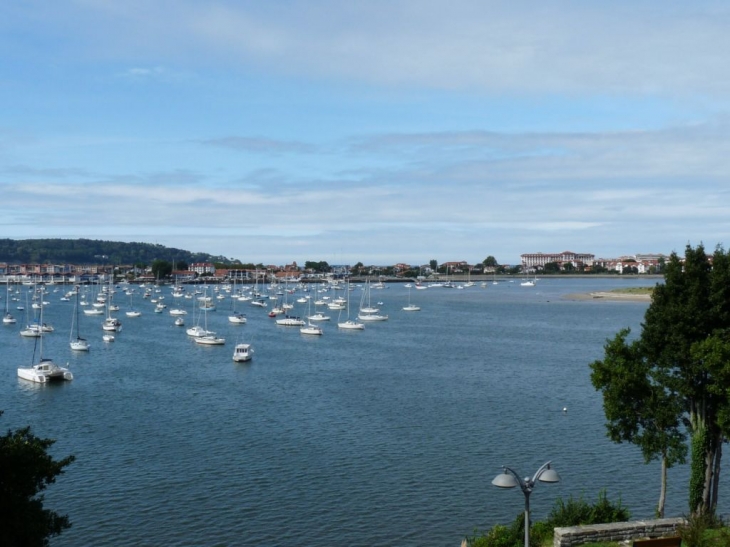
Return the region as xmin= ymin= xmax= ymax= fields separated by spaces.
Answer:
xmin=554 ymin=518 xmax=686 ymax=547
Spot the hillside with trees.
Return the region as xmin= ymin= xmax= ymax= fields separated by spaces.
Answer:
xmin=0 ymin=239 xmax=232 ymax=266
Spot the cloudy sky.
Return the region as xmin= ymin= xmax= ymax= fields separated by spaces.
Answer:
xmin=2 ymin=1 xmax=729 ymax=266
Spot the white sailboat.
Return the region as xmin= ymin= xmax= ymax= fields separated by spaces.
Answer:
xmin=192 ymin=290 xmax=224 ymax=345
xmin=125 ymin=290 xmax=142 ymax=317
xmin=300 ymin=298 xmax=323 ymax=335
xmin=402 ymin=286 xmax=420 ymax=312
xmin=194 ymin=305 xmax=225 ymax=345
xmin=69 ymin=289 xmax=90 ymax=351
xmin=357 ymin=280 xmax=388 ymax=321
xmin=338 ymin=281 xmax=364 ymax=330
xmin=228 ymin=289 xmax=247 ymax=324
xmin=3 ymin=283 xmax=16 ymax=324
xmin=18 ymin=303 xmax=73 ymax=383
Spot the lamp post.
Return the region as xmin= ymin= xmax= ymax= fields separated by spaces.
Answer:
xmin=492 ymin=461 xmax=560 ymax=547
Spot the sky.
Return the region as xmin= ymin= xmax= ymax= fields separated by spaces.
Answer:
xmin=2 ymin=1 xmax=730 ymax=267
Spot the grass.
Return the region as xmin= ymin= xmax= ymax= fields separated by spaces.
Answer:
xmin=610 ymin=287 xmax=654 ymax=296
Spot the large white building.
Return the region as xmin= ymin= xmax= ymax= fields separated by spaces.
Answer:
xmin=521 ymin=251 xmax=595 ymax=270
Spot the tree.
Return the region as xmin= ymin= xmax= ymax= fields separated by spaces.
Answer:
xmin=429 ymin=259 xmax=438 ymax=271
xmin=483 ymin=256 xmax=499 ymax=268
xmin=590 ymin=243 xmax=730 ymax=516
xmin=590 ymin=330 xmax=686 ymax=517
xmin=0 ymin=411 xmax=75 ymax=546
xmin=151 ymin=259 xmax=173 ymax=280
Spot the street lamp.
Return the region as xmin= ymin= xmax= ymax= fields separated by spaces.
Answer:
xmin=492 ymin=461 xmax=560 ymax=547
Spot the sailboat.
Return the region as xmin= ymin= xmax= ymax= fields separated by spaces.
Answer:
xmin=125 ymin=290 xmax=142 ymax=317
xmin=3 ymin=282 xmax=16 ymax=324
xmin=300 ymin=298 xmax=323 ymax=335
xmin=18 ymin=302 xmax=73 ymax=383
xmin=69 ymin=289 xmax=90 ymax=351
xmin=338 ymin=281 xmax=364 ymax=330
xmin=520 ymin=270 xmax=537 ymax=287
xmin=194 ymin=304 xmax=225 ymax=345
xmin=357 ymin=280 xmax=388 ymax=322
xmin=402 ymin=286 xmax=420 ymax=312
xmin=102 ymin=295 xmax=123 ymax=331
xmin=228 ymin=286 xmax=247 ymax=324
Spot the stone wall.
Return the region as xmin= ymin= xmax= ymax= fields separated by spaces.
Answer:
xmin=553 ymin=518 xmax=686 ymax=547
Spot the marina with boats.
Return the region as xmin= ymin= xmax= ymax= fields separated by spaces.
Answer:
xmin=2 ymin=276 xmax=690 ymax=547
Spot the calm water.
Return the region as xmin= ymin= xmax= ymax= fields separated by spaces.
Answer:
xmin=0 ymin=277 xmax=708 ymax=546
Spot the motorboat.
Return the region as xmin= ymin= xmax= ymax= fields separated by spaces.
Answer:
xmin=232 ymin=343 xmax=253 ymax=362
xmin=402 ymin=304 xmax=421 ymax=312
xmin=18 ymin=358 xmax=73 ymax=383
xmin=103 ymin=333 xmax=115 ymax=342
xmin=174 ymin=317 xmax=185 ymax=327
xmin=169 ymin=308 xmax=187 ymax=316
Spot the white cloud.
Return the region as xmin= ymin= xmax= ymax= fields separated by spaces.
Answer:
xmin=22 ymin=1 xmax=730 ymax=97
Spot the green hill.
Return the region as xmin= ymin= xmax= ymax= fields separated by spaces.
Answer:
xmin=0 ymin=238 xmax=229 ymax=266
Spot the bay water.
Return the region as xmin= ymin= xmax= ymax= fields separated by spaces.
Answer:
xmin=0 ymin=277 xmax=709 ymax=546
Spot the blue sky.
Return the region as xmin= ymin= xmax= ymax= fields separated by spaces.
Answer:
xmin=2 ymin=1 xmax=730 ymax=266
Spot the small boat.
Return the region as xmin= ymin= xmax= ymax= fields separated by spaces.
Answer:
xmin=18 ymin=303 xmax=73 ymax=383
xmin=228 ymin=313 xmax=247 ymax=324
xmin=300 ymin=324 xmax=323 ymax=335
xmin=103 ymin=333 xmax=115 ymax=342
xmin=186 ymin=325 xmax=212 ymax=337
xmin=338 ymin=319 xmax=364 ymax=330
xmin=102 ymin=317 xmax=122 ymax=332
xmin=126 ymin=310 xmax=142 ymax=318
xmin=174 ymin=317 xmax=185 ymax=327
xmin=307 ymin=312 xmax=331 ymax=322
xmin=18 ymin=359 xmax=73 ymax=383
xmin=3 ymin=284 xmax=16 ymax=324
xmin=275 ymin=316 xmax=306 ymax=326
xmin=232 ymin=343 xmax=253 ymax=362
xmin=357 ymin=312 xmax=389 ymax=322
xmin=70 ymin=291 xmax=90 ymax=351
xmin=194 ymin=334 xmax=226 ymax=346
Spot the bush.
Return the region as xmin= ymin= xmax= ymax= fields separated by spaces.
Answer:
xmin=547 ymin=490 xmax=630 ymax=528
xmin=465 ymin=491 xmax=629 ymax=547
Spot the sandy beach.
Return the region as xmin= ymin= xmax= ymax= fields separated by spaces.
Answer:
xmin=564 ymin=291 xmax=652 ymax=302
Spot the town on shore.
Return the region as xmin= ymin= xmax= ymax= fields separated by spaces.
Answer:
xmin=0 ymin=249 xmax=666 ymax=285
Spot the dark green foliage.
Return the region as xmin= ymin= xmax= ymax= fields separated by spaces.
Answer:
xmin=677 ymin=512 xmax=721 ymax=547
xmin=0 ymin=238 xmax=226 ymax=265
xmin=547 ymin=490 xmax=630 ymax=527
xmin=465 ymin=492 xmax=629 ymax=547
xmin=0 ymin=411 xmax=75 ymax=546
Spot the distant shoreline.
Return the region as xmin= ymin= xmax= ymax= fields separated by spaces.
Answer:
xmin=563 ymin=291 xmax=652 ymax=302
